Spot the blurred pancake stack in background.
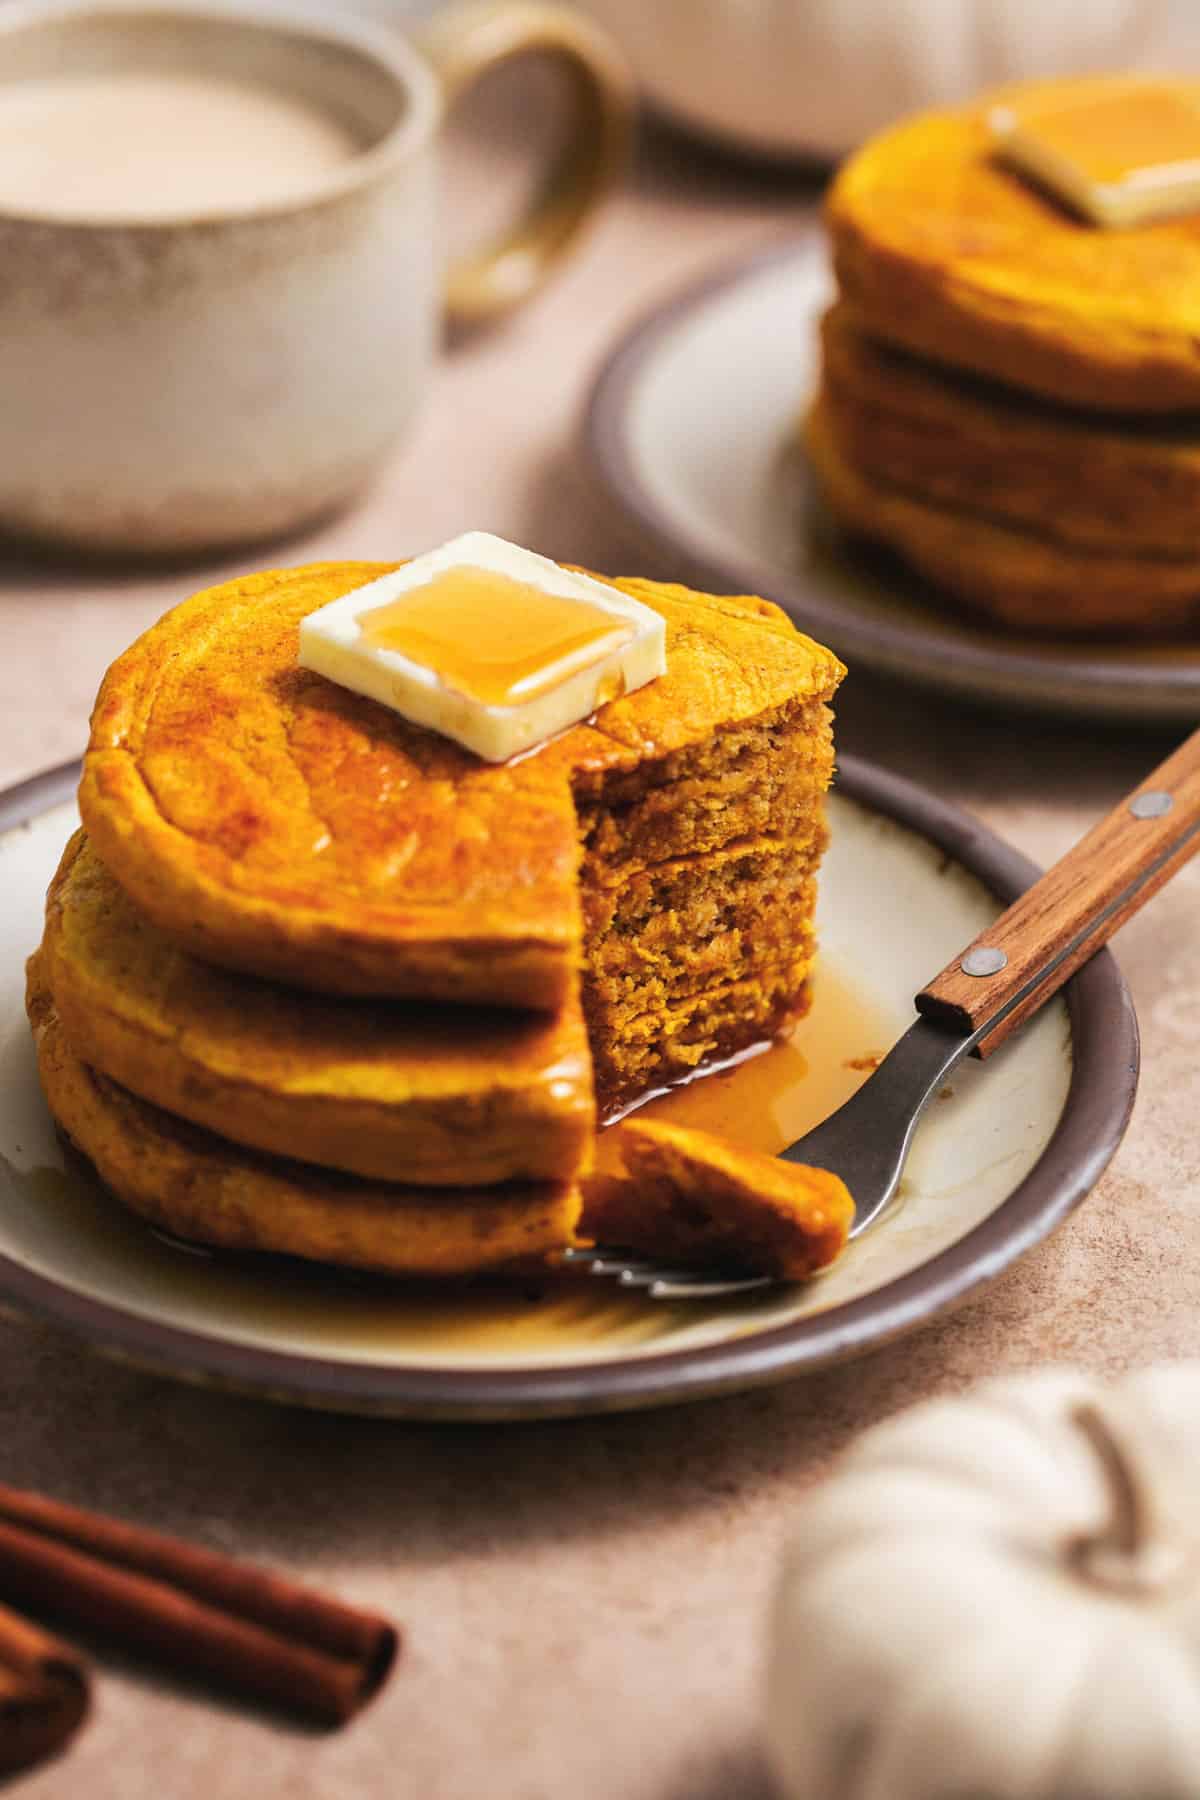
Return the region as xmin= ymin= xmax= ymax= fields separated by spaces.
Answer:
xmin=808 ymin=76 xmax=1200 ymax=638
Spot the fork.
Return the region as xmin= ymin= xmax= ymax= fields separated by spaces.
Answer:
xmin=566 ymin=728 xmax=1200 ymax=1299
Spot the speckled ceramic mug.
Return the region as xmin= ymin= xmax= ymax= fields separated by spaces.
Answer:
xmin=0 ymin=0 xmax=630 ymax=555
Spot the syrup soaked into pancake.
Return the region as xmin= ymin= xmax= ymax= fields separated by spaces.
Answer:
xmin=357 ymin=569 xmax=634 ymax=706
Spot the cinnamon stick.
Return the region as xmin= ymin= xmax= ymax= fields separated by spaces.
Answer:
xmin=0 ymin=1485 xmax=397 ymax=1727
xmin=0 ymin=1599 xmax=88 ymax=1775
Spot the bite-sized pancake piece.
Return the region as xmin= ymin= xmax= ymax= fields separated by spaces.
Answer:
xmin=828 ymin=78 xmax=1200 ymax=413
xmin=821 ymin=302 xmax=1200 ymax=556
xmin=28 ymin=963 xmax=581 ymax=1278
xmin=80 ymin=563 xmax=843 ymax=1008
xmin=41 ymin=833 xmax=594 ymax=1187
xmin=583 ymin=1118 xmax=853 ymax=1278
xmin=808 ymin=397 xmax=1200 ymax=637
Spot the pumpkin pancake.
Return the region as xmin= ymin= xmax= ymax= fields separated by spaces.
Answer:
xmin=28 ymin=962 xmax=581 ymax=1279
xmin=80 ymin=563 xmax=842 ymax=1009
xmin=41 ymin=831 xmax=594 ymax=1188
xmin=807 ymin=397 xmax=1200 ymax=637
xmin=582 ymin=1118 xmax=853 ymax=1279
xmin=821 ymin=301 xmax=1200 ymax=557
xmin=828 ymin=77 xmax=1200 ymax=413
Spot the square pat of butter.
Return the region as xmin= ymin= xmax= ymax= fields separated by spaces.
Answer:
xmin=298 ymin=532 xmax=667 ymax=763
xmin=990 ymin=80 xmax=1200 ymax=228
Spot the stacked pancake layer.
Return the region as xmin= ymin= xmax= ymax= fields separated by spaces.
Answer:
xmin=32 ymin=561 xmax=843 ymax=1277
xmin=813 ymin=78 xmax=1200 ymax=638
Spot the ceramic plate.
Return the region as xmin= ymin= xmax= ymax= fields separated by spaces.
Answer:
xmin=0 ymin=759 xmax=1136 ymax=1419
xmin=587 ymin=231 xmax=1200 ymax=724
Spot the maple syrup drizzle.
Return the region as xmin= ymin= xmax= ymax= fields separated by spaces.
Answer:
xmin=356 ymin=568 xmax=634 ymax=707
xmin=596 ymin=971 xmax=891 ymax=1168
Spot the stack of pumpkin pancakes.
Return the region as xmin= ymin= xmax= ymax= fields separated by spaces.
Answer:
xmin=29 ymin=560 xmax=844 ymax=1279
xmin=809 ymin=77 xmax=1200 ymax=638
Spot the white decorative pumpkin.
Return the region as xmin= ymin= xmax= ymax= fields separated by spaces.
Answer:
xmin=569 ymin=0 xmax=1197 ymax=159
xmin=767 ymin=1366 xmax=1200 ymax=1799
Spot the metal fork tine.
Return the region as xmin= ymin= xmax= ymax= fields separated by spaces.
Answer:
xmin=560 ymin=1246 xmax=650 ymax=1273
xmin=617 ymin=1266 xmax=700 ymax=1289
xmin=561 ymin=1243 xmax=777 ymax=1299
xmin=650 ymin=1275 xmax=774 ymax=1299
xmin=561 ymin=1247 xmax=653 ymax=1276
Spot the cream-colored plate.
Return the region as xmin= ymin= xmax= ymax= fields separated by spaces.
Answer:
xmin=587 ymin=231 xmax=1200 ymax=724
xmin=0 ymin=759 xmax=1135 ymax=1418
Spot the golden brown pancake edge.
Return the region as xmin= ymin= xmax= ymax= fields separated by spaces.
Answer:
xmin=28 ymin=957 xmax=583 ymax=1279
xmin=807 ymin=396 xmax=1200 ymax=637
xmin=821 ymin=301 xmax=1200 ymax=557
xmin=41 ymin=831 xmax=596 ymax=1188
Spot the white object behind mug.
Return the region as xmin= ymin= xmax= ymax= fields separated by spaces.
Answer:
xmin=568 ymin=0 xmax=1199 ymax=160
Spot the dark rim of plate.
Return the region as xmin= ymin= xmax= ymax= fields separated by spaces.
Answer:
xmin=0 ymin=756 xmax=1138 ymax=1420
xmin=584 ymin=228 xmax=1200 ymax=716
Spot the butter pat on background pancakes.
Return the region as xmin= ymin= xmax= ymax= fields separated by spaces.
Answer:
xmin=990 ymin=78 xmax=1200 ymax=227
xmin=299 ymin=533 xmax=667 ymax=762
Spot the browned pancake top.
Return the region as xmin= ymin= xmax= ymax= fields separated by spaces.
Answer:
xmin=829 ymin=77 xmax=1200 ymax=411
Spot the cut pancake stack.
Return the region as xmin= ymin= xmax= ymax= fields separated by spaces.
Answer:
xmin=30 ymin=560 xmax=843 ymax=1279
xmin=811 ymin=77 xmax=1200 ymax=638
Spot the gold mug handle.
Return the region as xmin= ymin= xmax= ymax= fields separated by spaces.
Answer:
xmin=419 ymin=2 xmax=633 ymax=327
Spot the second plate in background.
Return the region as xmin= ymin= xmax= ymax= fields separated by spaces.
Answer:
xmin=586 ymin=230 xmax=1200 ymax=726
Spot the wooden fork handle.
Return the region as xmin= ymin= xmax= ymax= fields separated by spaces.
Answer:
xmin=916 ymin=728 xmax=1200 ymax=1058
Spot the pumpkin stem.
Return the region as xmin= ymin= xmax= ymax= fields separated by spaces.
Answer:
xmin=1068 ymin=1400 xmax=1188 ymax=1596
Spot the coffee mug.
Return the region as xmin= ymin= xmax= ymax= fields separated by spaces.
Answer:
xmin=0 ymin=0 xmax=631 ymax=555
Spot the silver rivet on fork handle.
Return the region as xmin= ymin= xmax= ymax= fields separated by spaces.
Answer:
xmin=1130 ymin=790 xmax=1174 ymax=820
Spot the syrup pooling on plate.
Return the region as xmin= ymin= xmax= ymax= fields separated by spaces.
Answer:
xmin=597 ymin=964 xmax=893 ymax=1165
xmin=14 ymin=962 xmax=895 ymax=1360
xmin=356 ymin=568 xmax=635 ymax=706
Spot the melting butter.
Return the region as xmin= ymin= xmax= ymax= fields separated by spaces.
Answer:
xmin=991 ymin=80 xmax=1200 ymax=228
xmin=357 ymin=568 xmax=634 ymax=707
xmin=298 ymin=532 xmax=666 ymax=763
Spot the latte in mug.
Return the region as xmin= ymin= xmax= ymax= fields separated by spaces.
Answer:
xmin=0 ymin=2 xmax=629 ymax=555
xmin=0 ymin=71 xmax=366 ymax=218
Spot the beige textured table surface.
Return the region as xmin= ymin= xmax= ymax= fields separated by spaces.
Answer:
xmin=0 ymin=120 xmax=1197 ymax=1800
